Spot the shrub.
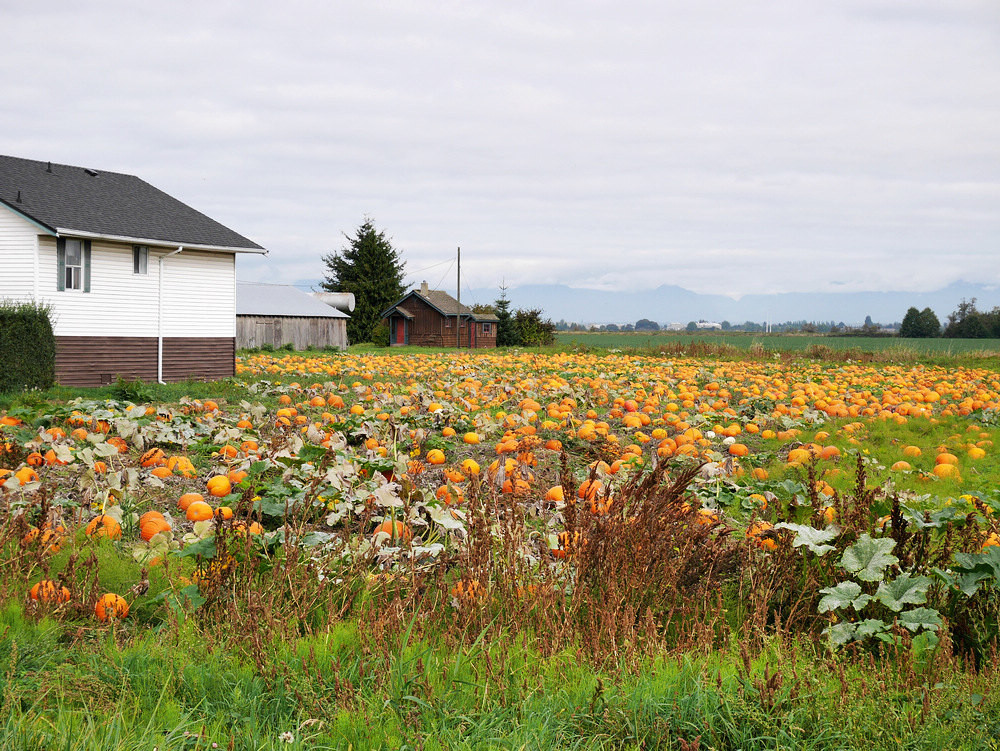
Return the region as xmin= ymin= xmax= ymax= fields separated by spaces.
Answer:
xmin=0 ymin=300 xmax=55 ymax=393
xmin=370 ymin=321 xmax=390 ymax=347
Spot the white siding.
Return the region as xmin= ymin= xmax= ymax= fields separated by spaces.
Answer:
xmin=161 ymin=250 xmax=235 ymax=337
xmin=38 ymin=239 xmax=235 ymax=338
xmin=0 ymin=206 xmax=40 ymax=301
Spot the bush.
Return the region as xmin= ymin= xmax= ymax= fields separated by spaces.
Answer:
xmin=0 ymin=300 xmax=55 ymax=393
xmin=512 ymin=308 xmax=556 ymax=346
xmin=370 ymin=321 xmax=390 ymax=347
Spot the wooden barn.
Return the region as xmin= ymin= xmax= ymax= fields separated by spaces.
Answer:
xmin=0 ymin=154 xmax=265 ymax=387
xmin=236 ymin=282 xmax=349 ymax=350
xmin=381 ymin=281 xmax=498 ymax=348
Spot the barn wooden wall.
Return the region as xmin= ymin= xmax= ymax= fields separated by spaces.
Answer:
xmin=237 ymin=316 xmax=347 ymax=351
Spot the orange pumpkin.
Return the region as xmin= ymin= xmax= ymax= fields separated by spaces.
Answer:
xmin=94 ymin=593 xmax=129 ymax=621
xmin=86 ymin=515 xmax=122 ymax=540
xmin=206 ymin=475 xmax=231 ymax=498
xmin=30 ymin=579 xmax=70 ymax=603
xmin=186 ymin=501 xmax=214 ymax=522
xmin=140 ymin=448 xmax=167 ymax=468
xmin=178 ymin=492 xmax=204 ymax=511
xmin=140 ymin=515 xmax=171 ymax=541
xmin=372 ymin=519 xmax=412 ymax=543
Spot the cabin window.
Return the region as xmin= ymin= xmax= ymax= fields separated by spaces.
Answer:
xmin=482 ymin=322 xmax=492 ymax=334
xmin=133 ymin=246 xmax=149 ymax=275
xmin=445 ymin=318 xmax=452 ymax=328
xmin=56 ymin=238 xmax=91 ymax=292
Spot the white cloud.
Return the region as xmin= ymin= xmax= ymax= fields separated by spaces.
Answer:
xmin=1 ymin=0 xmax=998 ymax=302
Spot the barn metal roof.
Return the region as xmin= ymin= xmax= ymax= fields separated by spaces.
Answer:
xmin=237 ymin=282 xmax=349 ymax=318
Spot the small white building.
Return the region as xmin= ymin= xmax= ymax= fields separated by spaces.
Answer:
xmin=0 ymin=155 xmax=265 ymax=386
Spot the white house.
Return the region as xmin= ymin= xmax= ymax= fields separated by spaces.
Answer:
xmin=0 ymin=155 xmax=265 ymax=386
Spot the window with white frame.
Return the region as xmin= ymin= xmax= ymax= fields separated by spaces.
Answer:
xmin=57 ymin=238 xmax=90 ymax=292
xmin=133 ymin=245 xmax=148 ymax=275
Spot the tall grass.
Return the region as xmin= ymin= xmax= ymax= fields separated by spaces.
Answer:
xmin=3 ymin=441 xmax=1000 ymax=748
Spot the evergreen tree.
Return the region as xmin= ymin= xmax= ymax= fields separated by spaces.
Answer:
xmin=494 ymin=285 xmax=518 ymax=346
xmin=321 ymin=218 xmax=406 ymax=344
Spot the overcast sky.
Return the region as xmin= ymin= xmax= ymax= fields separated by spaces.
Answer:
xmin=2 ymin=0 xmax=998 ymax=301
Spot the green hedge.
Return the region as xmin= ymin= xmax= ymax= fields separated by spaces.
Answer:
xmin=0 ymin=300 xmax=55 ymax=393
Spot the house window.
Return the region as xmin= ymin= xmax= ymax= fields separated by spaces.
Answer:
xmin=482 ymin=322 xmax=492 ymax=334
xmin=57 ymin=238 xmax=91 ymax=292
xmin=445 ymin=318 xmax=452 ymax=328
xmin=133 ymin=245 xmax=148 ymax=275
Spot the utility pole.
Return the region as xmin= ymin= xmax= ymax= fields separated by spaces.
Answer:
xmin=456 ymin=246 xmax=461 ymax=348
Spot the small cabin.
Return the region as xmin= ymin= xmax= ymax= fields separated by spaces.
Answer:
xmin=381 ymin=282 xmax=497 ymax=348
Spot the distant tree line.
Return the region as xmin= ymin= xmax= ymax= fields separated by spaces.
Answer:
xmin=548 ymin=300 xmax=1000 ymax=339
xmin=941 ymin=298 xmax=1000 ymax=338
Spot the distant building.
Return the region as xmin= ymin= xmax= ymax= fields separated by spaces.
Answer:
xmin=665 ymin=322 xmax=685 ymax=331
xmin=696 ymin=321 xmax=723 ymax=330
xmin=237 ymin=282 xmax=348 ymax=350
xmin=381 ymin=281 xmax=498 ymax=348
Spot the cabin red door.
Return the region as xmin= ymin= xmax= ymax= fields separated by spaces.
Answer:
xmin=395 ymin=319 xmax=405 ymax=344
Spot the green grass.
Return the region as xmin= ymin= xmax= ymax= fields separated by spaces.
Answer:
xmin=555 ymin=331 xmax=1000 ymax=355
xmin=3 ymin=603 xmax=998 ymax=750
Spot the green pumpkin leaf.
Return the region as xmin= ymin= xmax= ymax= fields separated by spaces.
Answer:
xmin=898 ymin=607 xmax=942 ymax=633
xmin=177 ymin=535 xmax=216 ymax=559
xmin=774 ymin=522 xmax=838 ymax=556
xmin=818 ymin=581 xmax=871 ymax=613
xmin=824 ymin=621 xmax=857 ymax=645
xmin=840 ymin=534 xmax=898 ymax=582
xmin=954 ymin=546 xmax=1000 ymax=581
xmin=855 ymin=619 xmax=891 ymax=639
xmin=875 ymin=573 xmax=932 ymax=612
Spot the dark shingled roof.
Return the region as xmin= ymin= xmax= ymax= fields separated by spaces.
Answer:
xmin=0 ymin=154 xmax=264 ymax=251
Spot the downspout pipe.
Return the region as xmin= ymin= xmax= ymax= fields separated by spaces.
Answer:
xmin=158 ymin=247 xmax=184 ymax=384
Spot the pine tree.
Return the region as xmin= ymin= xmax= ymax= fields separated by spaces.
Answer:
xmin=321 ymin=218 xmax=406 ymax=344
xmin=494 ymin=284 xmax=518 ymax=346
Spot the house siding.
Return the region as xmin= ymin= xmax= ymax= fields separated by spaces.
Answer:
xmin=37 ymin=240 xmax=235 ymax=338
xmin=54 ymin=336 xmax=235 ymax=387
xmin=0 ymin=207 xmax=38 ymax=301
xmin=161 ymin=250 xmax=235 ymax=337
xmin=31 ymin=238 xmax=239 ymax=385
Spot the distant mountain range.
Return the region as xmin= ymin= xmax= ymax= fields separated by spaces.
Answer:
xmin=465 ymin=281 xmax=1000 ymax=327
xmin=289 ymin=279 xmax=1000 ymax=328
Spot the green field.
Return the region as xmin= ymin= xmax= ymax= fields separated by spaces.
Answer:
xmin=556 ymin=330 xmax=1000 ymax=354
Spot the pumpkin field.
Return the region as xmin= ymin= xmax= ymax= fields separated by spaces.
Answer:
xmin=3 ymin=348 xmax=1000 ymax=749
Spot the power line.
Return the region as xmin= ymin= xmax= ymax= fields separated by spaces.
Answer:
xmin=432 ymin=259 xmax=455 ymax=292
xmin=407 ymin=257 xmax=454 ymax=276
